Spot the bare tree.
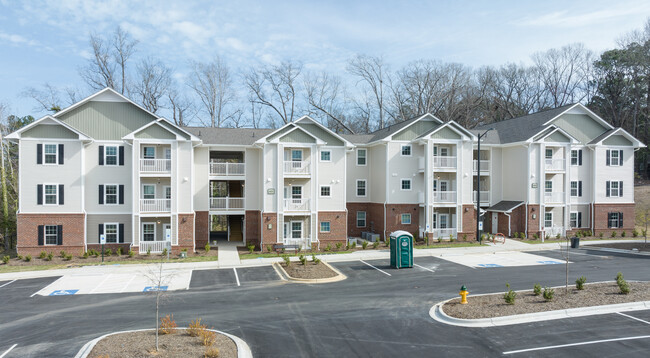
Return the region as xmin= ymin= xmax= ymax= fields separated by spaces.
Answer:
xmin=167 ymin=86 xmax=194 ymax=126
xmin=245 ymin=61 xmax=302 ymax=124
xmin=189 ymin=57 xmax=239 ymax=127
xmin=133 ymin=58 xmax=171 ymax=114
xmin=79 ymin=33 xmax=116 ymax=91
xmin=304 ymin=71 xmax=355 ymax=134
xmin=347 ymin=54 xmax=388 ymax=129
xmin=22 ymin=84 xmax=63 ymax=113
xmin=112 ymin=26 xmax=138 ymax=94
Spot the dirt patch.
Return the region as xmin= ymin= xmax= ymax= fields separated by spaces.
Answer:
xmin=443 ymin=282 xmax=650 ymax=319
xmin=281 ymin=261 xmax=338 ymax=279
xmin=89 ymin=329 xmax=236 ymax=358
xmin=589 ymin=242 xmax=650 ymax=252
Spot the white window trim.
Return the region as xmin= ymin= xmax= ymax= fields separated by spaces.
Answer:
xmin=356 ymin=179 xmax=367 ymax=197
xmin=570 ymin=150 xmax=580 ymax=166
xmin=143 ymin=146 xmax=156 ymax=159
xmin=545 ymin=180 xmax=553 ymax=193
xmin=290 ymin=221 xmax=303 ymax=239
xmin=104 ymin=222 xmax=119 ymax=243
xmin=320 ymin=185 xmax=331 ymax=198
xmin=142 ymin=222 xmax=156 ymax=242
xmin=545 ymin=148 xmax=553 ymax=159
xmin=291 ymin=185 xmax=302 ymax=199
xmin=104 ymin=184 xmax=119 ymax=205
xmin=544 ymin=212 xmax=553 ymax=228
xmin=609 ymin=212 xmax=620 ymax=228
xmin=291 ymin=149 xmax=303 ymax=161
xmin=356 ymin=149 xmax=367 ymax=166
xmin=320 ymin=150 xmax=331 ymax=162
xmin=44 ymin=225 xmax=58 ymax=245
xmin=320 ymin=221 xmax=331 ymax=233
xmin=401 ymin=178 xmax=412 ymax=191
xmin=43 ymin=183 xmax=59 ymax=206
xmin=164 ymin=185 xmax=171 ymax=199
xmin=570 ymin=181 xmax=578 ymax=197
xmin=401 ymin=145 xmax=412 ymax=157
xmin=569 ymin=212 xmax=578 ymax=228
xmin=43 ymin=143 xmax=59 ymax=166
xmin=104 ymin=145 xmax=119 ymax=166
xmin=610 ymin=150 xmax=620 ymax=166
xmin=164 ymin=147 xmax=171 ymax=160
xmin=356 ymin=211 xmax=367 ymax=228
xmin=610 ymin=181 xmax=620 ymax=197
xmin=401 ymin=213 xmax=411 ymax=225
xmin=142 ymin=184 xmax=156 ymax=199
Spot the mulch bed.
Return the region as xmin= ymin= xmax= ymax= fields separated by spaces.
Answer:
xmin=89 ymin=329 xmax=236 ymax=358
xmin=1 ymin=250 xmax=217 ymax=267
xmin=443 ymin=282 xmax=650 ymax=319
xmin=589 ymin=242 xmax=650 ymax=252
xmin=281 ymin=261 xmax=338 ymax=279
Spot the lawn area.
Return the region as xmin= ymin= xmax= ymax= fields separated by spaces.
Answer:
xmin=240 ymin=250 xmax=356 ymax=260
xmin=414 ymin=242 xmax=485 ymax=249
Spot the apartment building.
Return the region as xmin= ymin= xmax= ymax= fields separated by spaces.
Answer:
xmin=7 ymin=88 xmax=644 ymax=256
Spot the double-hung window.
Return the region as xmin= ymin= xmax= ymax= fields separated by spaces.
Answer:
xmin=142 ymin=223 xmax=155 ymax=241
xmin=44 ymin=144 xmax=58 ymax=164
xmin=570 ymin=181 xmax=582 ymax=197
xmin=544 ymin=212 xmax=553 ymax=227
xmin=105 ymin=184 xmax=118 ymax=204
xmin=104 ymin=223 xmax=118 ymax=243
xmin=607 ymin=181 xmax=623 ymax=197
xmin=143 ymin=185 xmax=155 ymax=199
xmin=44 ymin=184 xmax=58 ymax=205
xmin=608 ymin=212 xmax=621 ymax=228
xmin=45 ymin=225 xmax=58 ymax=245
xmin=143 ymin=146 xmax=155 ymax=159
xmin=320 ymin=221 xmax=331 ymax=233
xmin=356 ymin=180 xmax=366 ymax=197
xmin=356 ymin=211 xmax=366 ymax=227
xmin=401 ymin=213 xmax=411 ymax=225
xmin=571 ymin=149 xmax=582 ymax=166
xmin=357 ymin=149 xmax=367 ymax=166
xmin=544 ymin=181 xmax=552 ymax=193
xmin=610 ymin=150 xmax=620 ymax=166
xmin=105 ymin=146 xmax=118 ymax=165
xmin=545 ymin=149 xmax=553 ymax=160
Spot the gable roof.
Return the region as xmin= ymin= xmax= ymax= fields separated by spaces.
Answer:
xmin=587 ymin=127 xmax=645 ymax=147
xmin=184 ymin=127 xmax=273 ymax=145
xmin=53 ymin=87 xmax=160 ymax=120
xmin=6 ymin=115 xmax=92 ymax=141
xmin=123 ymin=118 xmax=200 ymax=141
xmin=487 ymin=201 xmax=525 ymax=213
xmin=416 ymin=120 xmax=476 ymax=141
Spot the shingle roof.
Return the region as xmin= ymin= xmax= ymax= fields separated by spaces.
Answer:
xmin=340 ymin=133 xmax=375 ymax=144
xmin=587 ymin=128 xmax=617 ymax=145
xmin=341 ymin=115 xmax=426 ymax=144
xmin=183 ymin=127 xmax=273 ymax=145
xmin=487 ymin=201 xmax=524 ymax=213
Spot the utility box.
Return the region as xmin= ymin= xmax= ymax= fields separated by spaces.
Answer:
xmin=390 ymin=231 xmax=413 ymax=269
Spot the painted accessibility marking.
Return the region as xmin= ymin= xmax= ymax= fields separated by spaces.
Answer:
xmin=49 ymin=289 xmax=78 ymax=296
xmin=538 ymin=260 xmax=562 ymax=265
xmin=477 ymin=263 xmax=503 ymax=268
xmin=143 ymin=286 xmax=168 ymax=292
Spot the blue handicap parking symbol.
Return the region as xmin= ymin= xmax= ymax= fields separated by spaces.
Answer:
xmin=49 ymin=289 xmax=78 ymax=296
xmin=143 ymin=286 xmax=168 ymax=292
xmin=537 ymin=261 xmax=562 ymax=265
xmin=477 ymin=263 xmax=503 ymax=268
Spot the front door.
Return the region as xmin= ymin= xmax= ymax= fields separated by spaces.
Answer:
xmin=438 ymin=214 xmax=448 ymax=231
xmin=491 ymin=213 xmax=498 ymax=234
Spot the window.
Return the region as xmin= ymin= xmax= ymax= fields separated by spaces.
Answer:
xmin=544 ymin=212 xmax=553 ymax=227
xmin=44 ymin=144 xmax=58 ymax=164
xmin=320 ymin=186 xmax=331 ymax=197
xmin=570 ymin=212 xmax=578 ymax=228
xmin=292 ymin=186 xmax=302 ymax=199
xmin=356 ymin=180 xmax=366 ymax=197
xmin=545 ymin=181 xmax=552 ymax=193
xmin=44 ymin=184 xmax=58 ymax=205
xmin=320 ymin=221 xmax=331 ymax=233
xmin=291 ymin=149 xmax=302 ymax=162
xmin=105 ymin=223 xmax=118 ymax=243
xmin=439 ymin=147 xmax=449 ymax=157
xmin=401 ymin=213 xmax=411 ymax=225
xmin=105 ymin=146 xmax=118 ymax=165
xmin=142 ymin=223 xmax=155 ymax=241
xmin=608 ymin=181 xmax=623 ymax=197
xmin=44 ymin=225 xmax=58 ymax=245
xmin=143 ymin=185 xmax=155 ymax=199
xmin=610 ymin=150 xmax=620 ymax=166
xmin=357 ymin=149 xmax=367 ymax=166
xmin=401 ymin=145 xmax=411 ymax=156
xmin=165 ymin=186 xmax=171 ymax=199
xmin=608 ymin=212 xmax=620 ymax=228
xmin=401 ymin=179 xmax=411 ymax=191
xmin=356 ymin=211 xmax=366 ymax=227
xmin=571 ymin=149 xmax=582 ymax=166
xmin=320 ymin=150 xmax=331 ymax=162
xmin=143 ymin=146 xmax=155 ymax=159
xmin=570 ymin=181 xmax=582 ymax=197
xmin=545 ymin=148 xmax=553 ymax=159
xmin=105 ymin=185 xmax=118 ymax=204
xmin=291 ymin=222 xmax=302 ymax=238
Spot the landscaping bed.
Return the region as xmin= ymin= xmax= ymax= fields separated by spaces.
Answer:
xmin=88 ymin=329 xmax=236 ymax=358
xmin=443 ymin=281 xmax=650 ymax=319
xmin=280 ymin=261 xmax=338 ymax=279
xmin=589 ymin=242 xmax=650 ymax=252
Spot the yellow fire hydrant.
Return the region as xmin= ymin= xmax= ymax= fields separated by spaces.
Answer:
xmin=460 ymin=285 xmax=468 ymax=304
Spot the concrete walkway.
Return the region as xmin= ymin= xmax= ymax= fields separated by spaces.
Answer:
xmin=216 ymin=241 xmax=243 ymax=267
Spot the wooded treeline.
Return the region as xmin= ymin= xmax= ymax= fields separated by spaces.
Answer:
xmin=2 ymin=19 xmax=650 ymax=249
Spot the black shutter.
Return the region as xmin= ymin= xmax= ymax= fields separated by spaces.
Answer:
xmin=606 ymin=181 xmax=610 ymax=197
xmin=619 ymin=212 xmax=624 ymax=228
xmin=607 ymin=213 xmax=612 ymax=228
xmin=99 ymin=185 xmax=104 ymax=204
xmin=37 ymin=225 xmax=44 ymax=246
xmin=37 ymin=144 xmax=42 ymax=164
xmin=98 ymin=224 xmax=104 ymax=243
xmin=99 ymin=145 xmax=104 ymax=165
xmin=119 ymin=146 xmax=124 ymax=166
xmin=578 ymin=150 xmax=582 ymax=166
xmin=619 ymin=181 xmax=623 ymax=197
xmin=58 ymin=185 xmax=64 ymax=205
xmin=119 ymin=223 xmax=125 ymax=243
xmin=57 ymin=225 xmax=63 ymax=245
xmin=578 ymin=212 xmax=582 ymax=228
xmin=58 ymin=144 xmax=64 ymax=164
xmin=619 ymin=150 xmax=624 ymax=166
xmin=606 ymin=150 xmax=610 ymax=166
xmin=578 ymin=181 xmax=583 ymax=197
xmin=119 ymin=185 xmax=124 ymax=204
xmin=37 ymin=184 xmax=43 ymax=205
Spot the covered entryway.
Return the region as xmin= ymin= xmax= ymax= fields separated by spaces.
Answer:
xmin=486 ymin=201 xmax=525 ymax=237
xmin=209 ymin=214 xmax=244 ymax=244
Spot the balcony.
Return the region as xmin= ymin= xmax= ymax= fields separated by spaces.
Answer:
xmin=473 ymin=191 xmax=490 ymax=204
xmin=433 ymin=156 xmax=456 ymax=169
xmin=545 ymin=158 xmax=565 ymax=171
xmin=140 ymin=159 xmax=171 ymax=173
xmin=209 ymin=162 xmax=245 ymax=176
xmin=284 ymin=161 xmax=311 ymax=175
xmin=139 ymin=240 xmax=170 ymax=254
xmin=140 ymin=199 xmax=171 ymax=212
xmin=544 ymin=192 xmax=564 ymax=204
xmin=431 ymin=228 xmax=457 ymax=239
xmin=210 ymin=197 xmax=245 ymax=210
xmin=473 ymin=160 xmax=490 ymax=173
xmin=433 ymin=191 xmax=456 ymax=203
xmin=283 ymin=198 xmax=310 ymax=211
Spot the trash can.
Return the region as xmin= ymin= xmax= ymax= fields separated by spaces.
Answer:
xmin=390 ymin=231 xmax=413 ymax=269
xmin=570 ymin=236 xmax=580 ymax=249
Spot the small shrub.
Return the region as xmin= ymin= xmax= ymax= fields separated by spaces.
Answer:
xmin=104 ymin=248 xmax=112 ymax=256
xmin=17 ymin=255 xmax=23 ymax=260
xmin=188 ymin=318 xmax=207 ymax=337
xmin=39 ymin=251 xmax=47 ymax=259
xmin=503 ymin=283 xmax=516 ymax=305
xmin=60 ymin=250 xmax=66 ymax=258
xmin=128 ymin=250 xmax=135 ymax=258
xmin=312 ymin=254 xmax=320 ymax=264
xmin=299 ymin=254 xmax=307 ymax=265
xmin=350 ymin=242 xmax=356 ymax=250
xmin=25 ymin=255 xmax=32 ymax=262
xmin=616 ymin=272 xmax=624 ymax=283
xmin=437 ymin=237 xmax=443 ymax=243
xmin=533 ymin=283 xmax=542 ymax=296
xmin=599 ymin=232 xmax=604 ymax=238
xmin=618 ymin=279 xmax=631 ymax=294
xmin=82 ymin=251 xmax=89 ymax=259
xmin=324 ymin=243 xmax=332 ymax=252
xmin=266 ymin=245 xmax=272 ymax=253
xmin=543 ymin=287 xmax=555 ymax=301
xmin=335 ymin=242 xmax=343 ymax=251
xmin=611 ymin=231 xmax=617 ymax=238
xmin=205 ymin=243 xmax=211 ymax=253
xmin=586 ymin=230 xmax=593 ymax=237
xmin=247 ymin=244 xmax=255 ymax=254
xmin=146 ymin=248 xmax=151 ymax=256
xmin=162 ymin=248 xmax=168 ymax=256
xmin=556 ymin=234 xmax=561 ymax=240
xmin=2 ymin=256 xmax=9 ymax=264
xmin=93 ymin=250 xmax=100 ymax=257
xmin=373 ymin=242 xmax=379 ymax=249
xmin=282 ymin=255 xmax=291 ymax=266
xmin=576 ymin=276 xmax=587 ymax=290
xmin=117 ymin=247 xmax=123 ymax=256
xmin=545 ymin=235 xmax=550 ymax=241
xmin=632 ymin=229 xmax=639 ymax=238
xmin=621 ymin=230 xmax=626 ymax=237
xmin=64 ymin=254 xmax=73 ymax=261
xmin=533 ymin=233 xmax=539 ymax=240
xmin=46 ymin=253 xmax=53 ymax=261
xmin=199 ymin=329 xmax=217 ymax=346
xmin=204 ymin=347 xmax=220 ymax=358
xmin=159 ymin=314 xmax=177 ymax=334
xmin=362 ymin=241 xmax=368 ymax=250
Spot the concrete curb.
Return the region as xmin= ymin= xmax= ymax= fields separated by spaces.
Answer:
xmin=74 ymin=327 xmax=253 ymax=358
xmin=429 ymin=282 xmax=650 ymax=327
xmin=272 ymin=261 xmax=347 ymax=284
xmin=582 ymin=246 xmax=650 ymax=256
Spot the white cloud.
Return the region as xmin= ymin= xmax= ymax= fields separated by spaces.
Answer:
xmin=515 ymin=4 xmax=650 ymax=28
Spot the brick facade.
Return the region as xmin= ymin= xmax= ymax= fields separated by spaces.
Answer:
xmin=245 ymin=210 xmax=261 ymax=249
xmin=459 ymin=204 xmax=477 ymax=241
xmin=17 ymin=213 xmax=86 ymax=256
xmin=527 ymin=204 xmax=541 ymax=238
xmin=261 ymin=212 xmax=277 ymax=246
xmin=385 ymin=204 xmax=419 ymax=238
xmin=317 ymin=211 xmax=347 ymax=246
xmin=177 ymin=213 xmax=194 ymax=253
xmin=87 ymin=243 xmax=131 ymax=254
xmin=347 ymin=202 xmax=370 ymax=237
xmin=593 ymin=203 xmax=635 ymax=235
xmin=194 ymin=211 xmax=209 ymax=250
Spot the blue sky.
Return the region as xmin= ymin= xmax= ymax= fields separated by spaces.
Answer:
xmin=1 ymin=0 xmax=649 ymax=119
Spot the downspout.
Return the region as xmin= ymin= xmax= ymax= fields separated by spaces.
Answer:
xmin=191 ymin=140 xmax=202 ymax=253
xmin=525 ymin=143 xmax=530 ymax=239
xmin=504 ymin=211 xmax=511 ymax=237
xmin=384 ymin=142 xmax=389 ymax=240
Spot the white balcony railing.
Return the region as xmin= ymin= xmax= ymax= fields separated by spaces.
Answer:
xmin=545 ymin=226 xmax=564 ymax=237
xmin=431 ymin=228 xmax=457 ymax=239
xmin=282 ymin=237 xmax=315 ymax=250
xmin=209 ymin=162 xmax=245 ymax=176
xmin=139 ymin=240 xmax=170 ymax=254
xmin=433 ymin=156 xmax=456 ymax=169
xmin=140 ymin=159 xmax=171 ymax=173
xmin=544 ymin=192 xmax=564 ymax=204
xmin=283 ymin=198 xmax=310 ymax=211
xmin=545 ymin=158 xmax=565 ymax=171
xmin=473 ymin=191 xmax=490 ymax=203
xmin=433 ymin=191 xmax=456 ymax=203
xmin=284 ymin=160 xmax=310 ymax=175
xmin=140 ymin=199 xmax=171 ymax=212
xmin=210 ymin=197 xmax=245 ymax=210
xmin=473 ymin=160 xmax=490 ymax=172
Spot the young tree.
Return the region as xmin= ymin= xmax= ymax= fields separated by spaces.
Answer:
xmin=143 ymin=262 xmax=174 ymax=352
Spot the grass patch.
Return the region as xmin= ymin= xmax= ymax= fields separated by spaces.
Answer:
xmin=240 ymin=250 xmax=355 ymax=260
xmin=414 ymin=242 xmax=484 ymax=249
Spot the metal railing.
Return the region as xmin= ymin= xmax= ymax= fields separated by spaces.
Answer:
xmin=283 ymin=198 xmax=310 ymax=211
xmin=284 ymin=160 xmax=311 ymax=175
xmin=140 ymin=159 xmax=171 ymax=173
xmin=140 ymin=199 xmax=171 ymax=212
xmin=433 ymin=156 xmax=456 ymax=169
xmin=282 ymin=237 xmax=316 ymax=250
xmin=209 ymin=162 xmax=245 ymax=176
xmin=210 ymin=197 xmax=245 ymax=210
xmin=544 ymin=191 xmax=564 ymax=204
xmin=473 ymin=160 xmax=490 ymax=172
xmin=432 ymin=191 xmax=456 ymax=203
xmin=545 ymin=158 xmax=565 ymax=171
xmin=431 ymin=228 xmax=457 ymax=239
xmin=139 ymin=240 xmax=170 ymax=254
xmin=473 ymin=191 xmax=490 ymax=203
xmin=545 ymin=226 xmax=564 ymax=237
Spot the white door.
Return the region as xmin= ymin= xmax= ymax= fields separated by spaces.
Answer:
xmin=164 ymin=224 xmax=171 ymax=242
xmin=491 ymin=213 xmax=498 ymax=234
xmin=439 ymin=214 xmax=448 ymax=231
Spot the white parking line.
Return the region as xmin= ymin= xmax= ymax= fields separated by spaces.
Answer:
xmin=503 ymin=335 xmax=650 ymax=355
xmin=233 ymin=268 xmax=241 ymax=286
xmin=0 ymin=344 xmax=17 ymax=358
xmin=360 ymin=260 xmax=391 ymax=276
xmin=618 ymin=312 xmax=650 ymax=325
xmin=89 ymin=274 xmax=111 ymax=294
xmin=120 ymin=275 xmax=137 ymax=293
xmin=186 ymin=270 xmax=193 ymax=290
xmin=0 ymin=280 xmax=16 ymax=289
xmin=413 ymin=264 xmax=435 ymax=273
